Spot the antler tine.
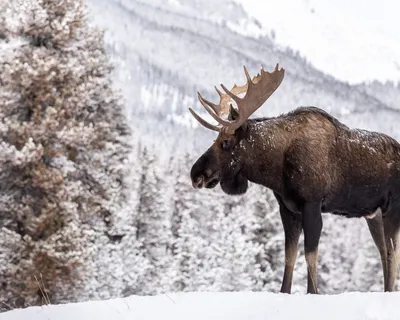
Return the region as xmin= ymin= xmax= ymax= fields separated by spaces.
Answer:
xmin=197 ymin=92 xmax=219 ymax=114
xmin=231 ymin=83 xmax=249 ymax=96
xmin=188 ymin=107 xmax=220 ymax=132
xmin=244 ymin=66 xmax=253 ymax=84
xmin=198 ymin=92 xmax=232 ymax=126
xmin=215 ymin=85 xmax=234 ymax=112
xmin=220 ymin=65 xmax=256 ymax=102
xmin=215 ymin=85 xmax=241 ymax=119
xmin=214 ymin=86 xmax=223 ymax=98
xmin=220 ymin=83 xmax=241 ymax=103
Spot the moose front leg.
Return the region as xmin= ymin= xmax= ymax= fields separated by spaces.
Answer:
xmin=302 ymin=202 xmax=323 ymax=294
xmin=278 ymin=200 xmax=302 ymax=294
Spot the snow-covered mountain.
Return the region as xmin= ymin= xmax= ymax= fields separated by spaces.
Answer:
xmin=235 ymin=0 xmax=400 ymax=84
xmin=86 ymin=0 xmax=400 ymax=159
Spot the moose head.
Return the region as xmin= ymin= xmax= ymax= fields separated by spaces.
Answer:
xmin=189 ymin=64 xmax=285 ymax=195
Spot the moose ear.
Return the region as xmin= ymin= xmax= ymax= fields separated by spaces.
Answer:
xmin=229 ymin=104 xmax=239 ymax=121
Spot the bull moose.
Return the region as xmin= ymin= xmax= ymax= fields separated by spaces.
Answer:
xmin=189 ymin=63 xmax=400 ymax=294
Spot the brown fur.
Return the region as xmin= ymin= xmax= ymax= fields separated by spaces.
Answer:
xmin=191 ymin=106 xmax=400 ymax=293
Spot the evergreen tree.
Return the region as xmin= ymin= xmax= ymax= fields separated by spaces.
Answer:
xmin=0 ymin=0 xmax=131 ymax=307
xmin=168 ymin=153 xmax=204 ymax=292
xmin=344 ymin=220 xmax=383 ymax=292
xmin=200 ymin=199 xmax=261 ymax=291
xmin=134 ymin=146 xmax=176 ymax=295
xmin=244 ymin=185 xmax=285 ymax=292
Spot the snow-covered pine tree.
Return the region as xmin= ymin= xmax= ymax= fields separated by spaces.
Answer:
xmin=167 ymin=153 xmax=204 ymax=292
xmin=243 ymin=184 xmax=285 ymax=292
xmin=100 ymin=139 xmax=151 ymax=298
xmin=132 ymin=146 xmax=177 ymax=295
xmin=0 ymin=0 xmax=131 ymax=307
xmin=199 ymin=192 xmax=261 ymax=292
xmin=343 ymin=219 xmax=383 ymax=293
xmin=314 ymin=215 xmax=356 ymax=293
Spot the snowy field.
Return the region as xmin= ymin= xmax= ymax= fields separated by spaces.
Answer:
xmin=3 ymin=291 xmax=400 ymax=320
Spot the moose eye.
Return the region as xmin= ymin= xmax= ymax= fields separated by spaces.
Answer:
xmin=221 ymin=140 xmax=231 ymax=151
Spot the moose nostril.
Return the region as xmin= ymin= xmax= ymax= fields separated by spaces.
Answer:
xmin=192 ymin=176 xmax=204 ymax=189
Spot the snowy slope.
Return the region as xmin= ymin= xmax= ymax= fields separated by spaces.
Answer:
xmin=235 ymin=0 xmax=400 ymax=84
xmin=3 ymin=291 xmax=400 ymax=320
xmin=85 ymin=0 xmax=400 ymax=159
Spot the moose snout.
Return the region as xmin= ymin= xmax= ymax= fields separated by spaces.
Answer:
xmin=191 ymin=152 xmax=220 ymax=189
xmin=192 ymin=175 xmax=204 ymax=189
xmin=192 ymin=172 xmax=220 ymax=189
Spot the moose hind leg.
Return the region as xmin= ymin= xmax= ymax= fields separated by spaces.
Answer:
xmin=383 ymin=209 xmax=400 ymax=292
xmin=277 ymin=198 xmax=302 ymax=294
xmin=365 ymin=210 xmax=388 ymax=290
xmin=302 ymin=202 xmax=323 ymax=294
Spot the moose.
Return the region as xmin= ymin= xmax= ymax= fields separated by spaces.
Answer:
xmin=189 ymin=63 xmax=400 ymax=294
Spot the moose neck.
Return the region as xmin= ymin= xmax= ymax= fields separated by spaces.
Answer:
xmin=241 ymin=118 xmax=288 ymax=193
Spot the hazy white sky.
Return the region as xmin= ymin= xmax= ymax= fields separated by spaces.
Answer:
xmin=328 ymin=0 xmax=399 ymax=37
xmin=236 ymin=0 xmax=400 ymax=84
xmin=318 ymin=0 xmax=400 ymax=42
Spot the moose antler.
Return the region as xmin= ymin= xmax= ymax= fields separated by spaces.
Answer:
xmin=189 ymin=63 xmax=285 ymax=134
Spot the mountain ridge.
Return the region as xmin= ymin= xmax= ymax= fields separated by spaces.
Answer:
xmin=86 ymin=0 xmax=400 ymax=157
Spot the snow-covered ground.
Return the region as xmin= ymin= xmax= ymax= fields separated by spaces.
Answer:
xmin=235 ymin=0 xmax=400 ymax=84
xmin=3 ymin=291 xmax=400 ymax=320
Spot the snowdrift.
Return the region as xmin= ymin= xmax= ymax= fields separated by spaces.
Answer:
xmin=3 ymin=291 xmax=400 ymax=320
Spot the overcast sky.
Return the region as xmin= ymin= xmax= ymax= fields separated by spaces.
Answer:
xmin=236 ymin=0 xmax=400 ymax=84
